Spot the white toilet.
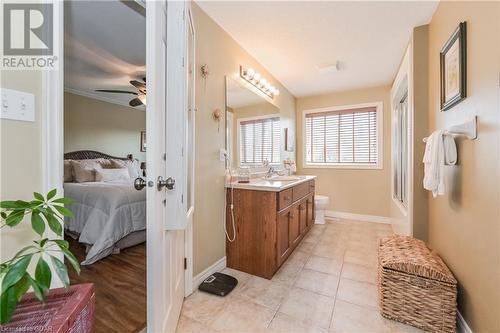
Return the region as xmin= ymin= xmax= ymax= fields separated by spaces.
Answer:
xmin=314 ymin=195 xmax=329 ymax=224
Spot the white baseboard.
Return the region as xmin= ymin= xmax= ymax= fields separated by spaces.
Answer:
xmin=192 ymin=256 xmax=227 ymax=290
xmin=457 ymin=311 xmax=473 ymax=333
xmin=325 ymin=210 xmax=393 ymax=224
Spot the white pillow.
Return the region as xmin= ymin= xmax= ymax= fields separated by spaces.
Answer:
xmin=110 ymin=159 xmax=141 ymax=178
xmin=95 ymin=168 xmax=131 ymax=182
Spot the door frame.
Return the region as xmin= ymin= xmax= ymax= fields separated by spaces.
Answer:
xmin=41 ymin=0 xmax=195 ymax=321
xmin=184 ymin=5 xmax=196 ymax=297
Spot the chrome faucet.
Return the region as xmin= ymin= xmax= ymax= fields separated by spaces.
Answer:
xmin=265 ymin=167 xmax=276 ymax=178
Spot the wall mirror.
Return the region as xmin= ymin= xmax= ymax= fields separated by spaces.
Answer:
xmin=225 ymin=76 xmax=280 ymax=170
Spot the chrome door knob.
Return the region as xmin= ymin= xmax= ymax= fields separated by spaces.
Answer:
xmin=157 ymin=176 xmax=175 ymax=190
xmin=134 ymin=178 xmax=146 ymax=190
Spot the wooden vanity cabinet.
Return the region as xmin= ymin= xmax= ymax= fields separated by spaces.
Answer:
xmin=226 ymin=180 xmax=315 ymax=279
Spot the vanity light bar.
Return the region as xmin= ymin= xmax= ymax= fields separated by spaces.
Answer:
xmin=240 ymin=66 xmax=280 ymax=98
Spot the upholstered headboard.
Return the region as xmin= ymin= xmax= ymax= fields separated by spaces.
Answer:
xmin=63 ymin=150 xmax=134 ymax=161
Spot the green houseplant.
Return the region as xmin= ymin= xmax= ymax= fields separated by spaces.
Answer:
xmin=0 ymin=189 xmax=80 ymax=324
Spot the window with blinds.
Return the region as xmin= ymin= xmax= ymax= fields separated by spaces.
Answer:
xmin=239 ymin=116 xmax=280 ymax=166
xmin=304 ymin=106 xmax=379 ymax=166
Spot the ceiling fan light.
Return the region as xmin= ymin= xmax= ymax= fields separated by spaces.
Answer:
xmin=138 ymin=94 xmax=147 ymax=106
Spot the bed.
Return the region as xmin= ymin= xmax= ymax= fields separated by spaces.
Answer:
xmin=63 ymin=150 xmax=146 ymax=265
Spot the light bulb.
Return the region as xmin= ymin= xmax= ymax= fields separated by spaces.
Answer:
xmin=253 ymin=73 xmax=261 ymax=83
xmin=264 ymin=82 xmax=271 ymax=91
xmin=260 ymin=78 xmax=267 ymax=88
xmin=246 ymin=68 xmax=255 ymax=79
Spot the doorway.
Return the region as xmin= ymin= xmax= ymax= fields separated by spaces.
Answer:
xmin=42 ymin=1 xmax=195 ymax=332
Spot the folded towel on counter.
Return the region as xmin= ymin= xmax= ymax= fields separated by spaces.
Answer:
xmin=423 ymin=130 xmax=457 ymax=197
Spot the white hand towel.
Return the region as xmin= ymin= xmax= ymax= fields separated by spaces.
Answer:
xmin=423 ymin=130 xmax=446 ymax=197
xmin=443 ymin=135 xmax=457 ymax=165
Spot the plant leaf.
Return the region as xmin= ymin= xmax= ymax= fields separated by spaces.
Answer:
xmin=0 ymin=201 xmax=19 ymax=209
xmin=35 ymin=258 xmax=52 ymax=293
xmin=40 ymin=238 xmax=48 ymax=248
xmin=53 ymin=205 xmax=74 ymax=218
xmin=0 ymin=284 xmax=17 ymax=324
xmin=5 ymin=210 xmax=25 ymax=227
xmin=52 ymin=239 xmax=69 ymax=249
xmin=14 ymin=274 xmax=31 ymax=302
xmin=44 ymin=211 xmax=62 ymax=236
xmin=1 ymin=254 xmax=33 ymax=293
xmin=47 ymin=189 xmax=57 ymax=200
xmin=50 ymin=256 xmax=69 ymax=288
xmin=60 ymin=248 xmax=81 ymax=275
xmin=1 ymin=211 xmax=7 ymax=219
xmin=33 ymin=192 xmax=44 ymax=201
xmin=31 ymin=212 xmax=45 ymax=236
xmin=27 ymin=276 xmax=44 ymax=301
xmin=52 ymin=197 xmax=74 ymax=205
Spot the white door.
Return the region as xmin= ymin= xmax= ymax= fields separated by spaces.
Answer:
xmin=146 ymin=1 xmax=188 ymax=332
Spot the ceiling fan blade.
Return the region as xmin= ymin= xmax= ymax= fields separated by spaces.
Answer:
xmin=96 ymin=89 xmax=138 ymax=95
xmin=129 ymin=97 xmax=143 ymax=107
xmin=130 ymin=80 xmax=146 ymax=89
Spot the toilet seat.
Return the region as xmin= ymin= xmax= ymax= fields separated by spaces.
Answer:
xmin=315 ymin=195 xmax=329 ymax=202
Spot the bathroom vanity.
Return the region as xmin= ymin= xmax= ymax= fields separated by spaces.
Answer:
xmin=225 ymin=176 xmax=316 ymax=279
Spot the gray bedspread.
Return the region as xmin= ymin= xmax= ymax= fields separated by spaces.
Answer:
xmin=64 ymin=180 xmax=146 ymax=265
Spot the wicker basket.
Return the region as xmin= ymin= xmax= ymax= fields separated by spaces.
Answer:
xmin=0 ymin=283 xmax=95 ymax=333
xmin=378 ymin=235 xmax=457 ymax=332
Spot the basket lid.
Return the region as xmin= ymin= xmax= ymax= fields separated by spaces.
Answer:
xmin=379 ymin=235 xmax=457 ymax=284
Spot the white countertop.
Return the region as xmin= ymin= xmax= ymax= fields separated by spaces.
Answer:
xmin=225 ymin=175 xmax=316 ymax=192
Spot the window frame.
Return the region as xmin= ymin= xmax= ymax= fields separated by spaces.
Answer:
xmin=302 ymin=102 xmax=383 ymax=170
xmin=237 ymin=113 xmax=281 ymax=167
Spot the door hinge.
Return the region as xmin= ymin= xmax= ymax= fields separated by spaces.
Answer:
xmin=184 ymin=257 xmax=187 ymax=270
xmin=163 ymin=153 xmax=166 ymax=160
xmin=181 ymin=194 xmax=184 ymax=203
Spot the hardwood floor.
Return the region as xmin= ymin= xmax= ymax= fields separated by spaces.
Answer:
xmin=67 ymin=237 xmax=146 ymax=333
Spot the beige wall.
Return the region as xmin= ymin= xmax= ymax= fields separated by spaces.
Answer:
xmin=64 ymin=92 xmax=146 ymax=161
xmin=0 ymin=71 xmax=43 ymax=262
xmin=426 ymin=2 xmax=500 ymax=331
xmin=192 ymin=4 xmax=296 ymax=275
xmin=296 ymin=86 xmax=392 ymax=217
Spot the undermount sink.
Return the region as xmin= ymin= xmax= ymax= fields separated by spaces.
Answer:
xmin=262 ymin=175 xmax=302 ymax=181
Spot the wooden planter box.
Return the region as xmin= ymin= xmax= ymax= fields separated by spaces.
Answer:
xmin=0 ymin=283 xmax=95 ymax=333
xmin=378 ymin=235 xmax=457 ymax=332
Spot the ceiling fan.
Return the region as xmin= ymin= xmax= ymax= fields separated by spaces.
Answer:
xmin=96 ymin=77 xmax=146 ymax=107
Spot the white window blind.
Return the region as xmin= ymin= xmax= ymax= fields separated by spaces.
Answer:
xmin=305 ymin=106 xmax=378 ymax=165
xmin=240 ymin=116 xmax=280 ymax=165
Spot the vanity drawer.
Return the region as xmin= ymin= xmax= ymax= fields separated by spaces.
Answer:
xmin=292 ymin=182 xmax=310 ymax=202
xmin=278 ymin=188 xmax=293 ymax=210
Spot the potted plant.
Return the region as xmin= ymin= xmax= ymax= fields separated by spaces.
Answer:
xmin=0 ymin=189 xmax=92 ymax=329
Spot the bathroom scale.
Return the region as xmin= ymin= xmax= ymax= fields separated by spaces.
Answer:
xmin=198 ymin=272 xmax=238 ymax=297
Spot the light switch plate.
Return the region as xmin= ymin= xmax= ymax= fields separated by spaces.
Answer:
xmin=1 ymin=88 xmax=35 ymax=122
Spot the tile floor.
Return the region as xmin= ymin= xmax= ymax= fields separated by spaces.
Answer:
xmin=177 ymin=219 xmax=425 ymax=333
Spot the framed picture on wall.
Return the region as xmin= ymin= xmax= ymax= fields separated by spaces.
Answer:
xmin=140 ymin=131 xmax=147 ymax=152
xmin=440 ymin=21 xmax=467 ymax=111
